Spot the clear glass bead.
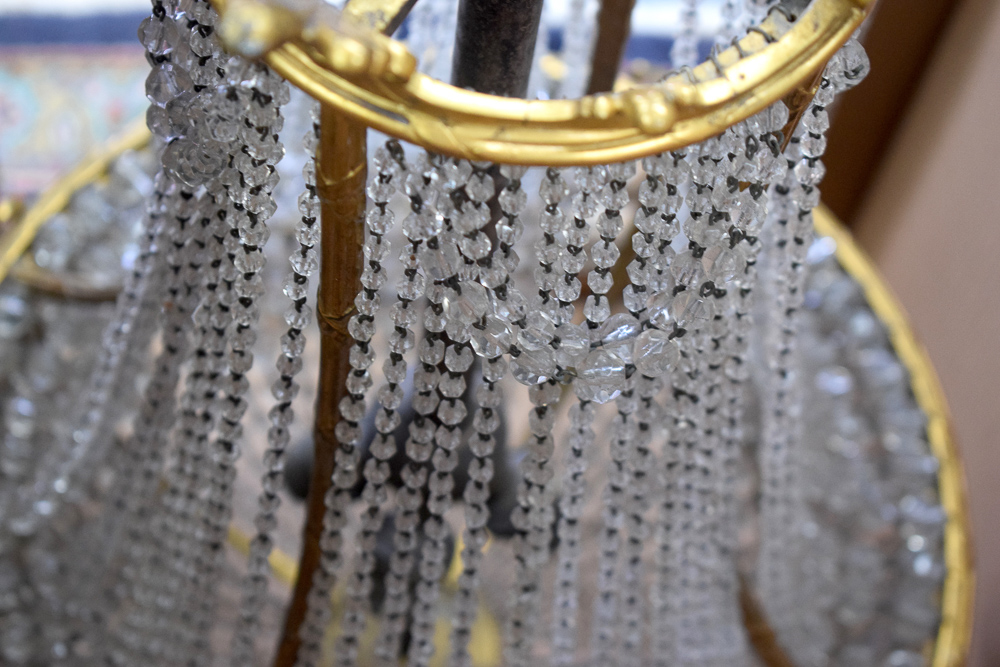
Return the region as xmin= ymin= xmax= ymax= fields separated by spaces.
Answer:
xmin=633 ymin=329 xmax=680 ymax=377
xmin=575 ymin=349 xmax=626 ymax=404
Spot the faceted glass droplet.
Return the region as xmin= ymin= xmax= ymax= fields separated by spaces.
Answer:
xmin=443 ymin=281 xmax=489 ymax=324
xmin=575 ymin=349 xmax=626 ymax=404
xmin=634 ymin=329 xmax=680 ymax=377
xmin=510 ymin=347 xmax=556 ymax=386
xmin=669 ymin=290 xmax=715 ymax=329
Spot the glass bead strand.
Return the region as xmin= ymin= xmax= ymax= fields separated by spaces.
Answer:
xmin=231 ymin=103 xmax=321 ymax=665
xmin=368 ymin=150 xmax=440 ymax=667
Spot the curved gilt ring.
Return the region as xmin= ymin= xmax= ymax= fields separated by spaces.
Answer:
xmin=211 ymin=0 xmax=874 ymax=166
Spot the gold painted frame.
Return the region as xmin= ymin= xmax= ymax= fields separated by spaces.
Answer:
xmin=814 ymin=204 xmax=973 ymax=667
xmin=210 ymin=0 xmax=874 ymax=165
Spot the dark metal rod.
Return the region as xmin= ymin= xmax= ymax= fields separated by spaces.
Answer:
xmin=449 ymin=0 xmax=547 ymax=525
xmin=451 ymin=0 xmax=546 ymax=98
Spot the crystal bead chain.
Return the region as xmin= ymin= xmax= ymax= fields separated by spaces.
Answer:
xmin=757 ymin=73 xmax=848 ymax=656
xmin=679 ymin=118 xmax=779 ymax=663
xmin=547 ymin=164 xmax=595 ymax=664
xmin=720 ymin=0 xmax=742 ymax=43
xmin=146 ymin=191 xmax=227 ymax=660
xmin=183 ymin=61 xmax=287 ymax=663
xmin=59 ymin=0 xmax=181 ymax=547
xmin=110 ymin=213 xmax=202 ymax=658
xmin=107 ymin=178 xmax=202 ymax=666
xmin=507 ymin=167 xmax=607 ymax=667
xmin=508 ymin=168 xmax=576 ymax=388
xmin=648 ymin=149 xmax=696 ymax=666
xmin=700 ymin=124 xmax=768 ymax=665
xmin=547 ymin=169 xmax=582 ymax=326
xmin=505 ymin=380 xmax=561 ymax=667
xmin=148 ymin=18 xmax=243 ymax=644
xmin=652 ymin=391 xmax=686 ymax=666
xmin=510 ymin=167 xmax=581 ymax=662
xmin=153 ymin=47 xmax=257 ymax=638
xmin=755 ymin=134 xmax=817 ymax=657
xmin=679 ymin=327 xmax=729 ymax=665
xmin=535 ymin=168 xmax=567 ymax=318
xmin=335 ymin=150 xmax=426 ymax=664
xmin=155 ymin=8 xmax=266 ymax=637
xmin=64 ymin=203 xmax=165 ymax=629
xmin=145 ymin=1 xmax=248 ymax=648
xmin=569 ymin=166 xmax=623 ymax=404
xmin=550 ymin=399 xmax=595 ymax=665
xmin=557 ymin=0 xmax=599 ymax=98
xmin=610 ymin=156 xmax=686 ymax=666
xmin=404 ymin=158 xmax=482 ymax=666
xmin=368 ymin=151 xmax=440 ymax=666
xmin=449 ymin=163 xmax=524 ymax=667
xmin=671 ymin=139 xmax=717 ymax=664
xmin=589 ymin=161 xmax=637 ymax=663
xmin=231 ymin=103 xmax=321 ymax=665
xmin=622 ymin=374 xmax=662 ymax=666
xmin=292 ymin=444 xmax=361 ymax=659
xmin=407 ymin=203 xmax=475 ymax=667
xmin=672 ymin=0 xmax=700 ymax=68
xmin=310 ymin=140 xmax=394 ymax=667
xmin=680 ymin=120 xmax=775 ymax=662
xmin=17 ymin=170 xmax=164 ymax=535
xmin=107 ymin=1 xmax=209 ymax=655
xmin=450 ymin=353 xmax=505 ymax=667
xmin=369 ymin=157 xmax=427 ymax=667
xmin=714 ymin=108 xmax=789 ymax=660
xmin=43 ymin=147 xmax=169 ymax=631
xmin=579 ymin=165 xmax=613 ymax=333
xmin=342 ymin=250 xmax=394 ymax=661
xmin=755 ymin=40 xmax=869 ymax=658
xmin=592 ymin=392 xmax=637 ymax=663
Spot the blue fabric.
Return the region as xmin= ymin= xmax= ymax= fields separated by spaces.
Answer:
xmin=0 ymin=13 xmax=148 ymax=46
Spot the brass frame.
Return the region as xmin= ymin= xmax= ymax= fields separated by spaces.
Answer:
xmin=814 ymin=205 xmax=974 ymax=667
xmin=211 ymin=0 xmax=874 ymax=165
xmin=0 ymin=120 xmax=149 ymax=288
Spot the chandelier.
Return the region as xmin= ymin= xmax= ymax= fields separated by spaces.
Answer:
xmin=0 ymin=0 xmax=972 ymax=666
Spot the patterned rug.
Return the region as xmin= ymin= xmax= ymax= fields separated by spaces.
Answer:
xmin=0 ymin=12 xmax=148 ymax=197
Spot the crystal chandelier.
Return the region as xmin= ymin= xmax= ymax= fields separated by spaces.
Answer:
xmin=0 ymin=0 xmax=973 ymax=666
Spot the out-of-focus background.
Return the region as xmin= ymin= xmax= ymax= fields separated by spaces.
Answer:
xmin=1 ymin=0 xmax=996 ymax=663
xmin=832 ymin=1 xmax=1000 ymax=664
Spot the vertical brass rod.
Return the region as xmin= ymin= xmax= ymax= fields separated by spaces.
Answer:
xmin=586 ymin=0 xmax=639 ymax=95
xmin=739 ymin=576 xmax=797 ymax=667
xmin=274 ymin=104 xmax=368 ymax=667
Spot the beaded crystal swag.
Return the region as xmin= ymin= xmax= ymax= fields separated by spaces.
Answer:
xmin=0 ymin=0 xmax=960 ymax=665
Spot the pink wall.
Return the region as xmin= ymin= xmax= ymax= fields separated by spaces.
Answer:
xmin=852 ymin=0 xmax=1000 ymax=662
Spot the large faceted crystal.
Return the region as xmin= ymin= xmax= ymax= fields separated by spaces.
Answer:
xmin=575 ymin=348 xmax=627 ymax=403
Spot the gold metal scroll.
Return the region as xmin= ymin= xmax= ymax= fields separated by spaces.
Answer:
xmin=0 ymin=121 xmax=149 ymax=287
xmin=211 ymin=0 xmax=875 ymax=166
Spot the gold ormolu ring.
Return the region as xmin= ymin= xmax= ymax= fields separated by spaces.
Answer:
xmin=211 ymin=0 xmax=875 ymax=166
